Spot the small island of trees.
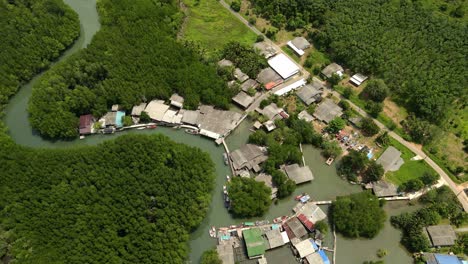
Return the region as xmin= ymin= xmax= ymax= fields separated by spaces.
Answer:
xmin=331 ymin=192 xmax=386 ymax=238
xmin=228 ymin=177 xmax=272 ymax=217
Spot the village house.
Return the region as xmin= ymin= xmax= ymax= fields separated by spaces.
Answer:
xmin=287 ymin=37 xmax=311 ymax=57
xmin=181 ymin=110 xmax=199 ymax=126
xmin=376 ymin=146 xmax=404 ymax=172
xmin=372 ymin=181 xmax=399 ymax=197
xmin=232 ymin=91 xmax=254 ymax=109
xmin=423 ymin=253 xmax=464 ymax=264
xmin=296 ymin=77 xmax=325 ymax=105
xmin=131 ymin=103 xmax=147 ymax=117
xmin=305 ymin=250 xmax=331 ymax=264
xmin=283 ymin=217 xmax=308 ymax=241
xmin=197 ymin=105 xmax=242 ymax=140
xmin=253 ymin=41 xmax=278 ymax=59
xmin=268 ymin=53 xmax=300 ymax=80
xmin=230 ymin=144 xmax=268 ymax=174
xmin=298 ymin=110 xmax=314 ymax=122
xmin=349 ymin=73 xmax=368 ymax=86
xmin=253 ymin=121 xmax=263 ymax=130
xmin=234 ymin=68 xmax=249 ymax=83
xmin=145 ymin=100 xmax=170 ymax=121
xmin=258 ymin=103 xmax=286 ymax=121
xmin=242 ymin=228 xmax=267 ymax=259
xmin=169 ymin=93 xmax=184 ymax=108
xmin=79 ymin=114 xmax=95 ymax=135
xmin=100 ymin=110 xmax=125 ymax=128
xmin=295 ymin=202 xmax=327 ymax=225
xmin=294 ymin=239 xmax=318 ymax=258
xmin=283 ymin=164 xmax=314 ymax=184
xmin=264 ymin=228 xmax=285 ymax=249
xmin=274 ymin=78 xmax=306 ymax=96
xmin=240 ymin=79 xmax=259 ymax=92
xmin=426 ymin=225 xmax=457 ymax=247
xmin=313 ymin=99 xmax=343 ymax=124
xmin=161 ymin=109 xmax=183 ymax=125
xmin=216 ymin=243 xmax=234 ymax=264
xmin=321 ymin=63 xmax=344 ymax=79
xmin=256 ymin=67 xmax=283 ymax=90
xmin=264 ymin=120 xmax=276 ymax=132
xmin=111 ymin=104 xmax=120 ymax=112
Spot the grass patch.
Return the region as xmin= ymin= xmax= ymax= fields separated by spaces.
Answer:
xmin=385 ymin=138 xmax=436 ymax=186
xmin=281 ymin=46 xmax=300 ymax=63
xmin=182 ymin=0 xmax=257 ymax=55
xmin=334 ymin=85 xmax=408 ymax=138
xmin=304 ymin=49 xmax=330 ymax=69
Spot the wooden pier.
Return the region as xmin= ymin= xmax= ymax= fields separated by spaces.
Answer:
xmin=222 ymin=139 xmax=235 ymax=175
xmin=314 ymin=200 xmax=333 ymax=205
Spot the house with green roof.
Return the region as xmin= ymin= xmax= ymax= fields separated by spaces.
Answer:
xmin=242 ymin=228 xmax=266 ymax=258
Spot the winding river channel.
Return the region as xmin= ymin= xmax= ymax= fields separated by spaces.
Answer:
xmin=3 ymin=1 xmax=417 ymax=263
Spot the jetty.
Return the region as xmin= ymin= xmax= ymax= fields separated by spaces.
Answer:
xmin=222 ymin=139 xmax=235 ymax=175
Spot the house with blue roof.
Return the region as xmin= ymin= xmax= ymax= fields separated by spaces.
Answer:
xmin=424 ymin=253 xmax=465 ymax=264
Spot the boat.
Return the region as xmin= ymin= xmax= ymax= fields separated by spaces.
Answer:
xmin=295 ymin=193 xmax=307 ymax=201
xmin=146 ymin=124 xmax=157 ymax=129
xmin=79 ymin=135 xmax=85 ymax=139
xmin=209 ymin=226 xmax=216 ymax=238
xmin=223 ymin=153 xmax=229 ymax=165
xmin=136 ymin=127 xmax=146 ymax=130
xmin=223 ymin=185 xmax=227 ymax=191
xmin=226 ymin=175 xmax=230 ymax=182
xmin=185 ymin=128 xmax=199 ymax=135
xmin=224 ymin=197 xmax=230 ymax=208
xmin=325 ymin=157 xmax=334 ymax=165
xmin=300 ymin=195 xmax=311 ymax=203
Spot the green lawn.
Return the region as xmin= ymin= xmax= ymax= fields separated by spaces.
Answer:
xmin=281 ymin=46 xmax=300 ymax=63
xmin=182 ymin=0 xmax=257 ymax=55
xmin=385 ymin=138 xmax=436 ymax=186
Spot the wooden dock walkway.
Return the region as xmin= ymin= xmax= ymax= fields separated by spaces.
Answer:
xmin=314 ymin=200 xmax=333 ymax=205
xmin=222 ymin=139 xmax=235 ymax=175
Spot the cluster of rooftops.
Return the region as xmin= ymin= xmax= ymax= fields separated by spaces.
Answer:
xmin=216 ymin=202 xmax=328 ymax=264
xmin=79 ymin=93 xmax=243 ymax=140
xmin=229 ymin=143 xmax=314 ymax=198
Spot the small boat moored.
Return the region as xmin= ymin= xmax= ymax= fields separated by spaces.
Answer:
xmin=209 ymin=226 xmax=216 ymax=238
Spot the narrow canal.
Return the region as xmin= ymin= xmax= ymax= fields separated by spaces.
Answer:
xmin=2 ymin=1 xmax=415 ymax=263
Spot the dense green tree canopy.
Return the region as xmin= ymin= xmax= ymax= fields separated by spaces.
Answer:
xmin=200 ymin=249 xmax=222 ymax=264
xmin=222 ymin=41 xmax=267 ymax=78
xmin=361 ymin=79 xmax=389 ymax=103
xmin=0 ymin=0 xmax=79 ymax=111
xmin=326 ymin=117 xmax=345 ymax=134
xmin=318 ymin=0 xmax=467 ymax=124
xmin=331 ymin=192 xmax=386 ymax=238
xmin=228 ymin=177 xmax=271 ymax=217
xmin=29 ymin=0 xmax=233 ymax=139
xmin=361 ymin=118 xmax=380 ymax=137
xmin=337 ymin=150 xmax=369 ymax=181
xmin=0 ymin=134 xmax=216 ymax=263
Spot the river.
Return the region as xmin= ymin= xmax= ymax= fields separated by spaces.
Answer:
xmin=3 ymin=1 xmax=415 ymax=263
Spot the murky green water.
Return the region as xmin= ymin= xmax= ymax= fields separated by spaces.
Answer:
xmin=2 ymin=1 xmax=415 ymax=263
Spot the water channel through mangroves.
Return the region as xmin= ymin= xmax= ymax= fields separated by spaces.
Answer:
xmin=3 ymin=1 xmax=416 ymax=263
